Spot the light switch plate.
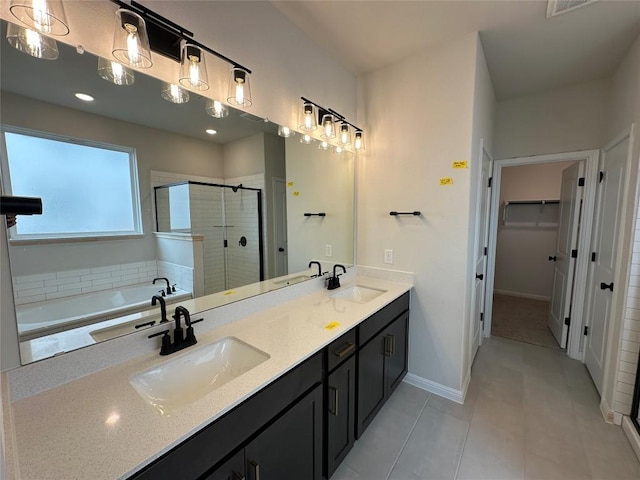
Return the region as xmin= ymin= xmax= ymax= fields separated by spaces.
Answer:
xmin=384 ymin=249 xmax=393 ymax=264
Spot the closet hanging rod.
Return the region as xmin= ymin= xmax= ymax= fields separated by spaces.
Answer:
xmin=390 ymin=211 xmax=422 ymax=216
xmin=504 ymin=200 xmax=559 ymax=206
xmin=304 ymin=212 xmax=326 ymax=217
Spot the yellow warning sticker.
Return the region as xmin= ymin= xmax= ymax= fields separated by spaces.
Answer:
xmin=324 ymin=321 xmax=340 ymax=330
xmin=287 ymin=181 xmax=294 ymax=187
xmin=224 ymin=290 xmax=236 ymax=295
xmin=440 ymin=177 xmax=454 ymax=186
xmin=293 ymin=191 xmax=300 ymax=197
xmin=452 ymin=161 xmax=468 ymax=169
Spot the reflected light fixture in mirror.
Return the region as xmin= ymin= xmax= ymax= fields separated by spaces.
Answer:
xmin=6 ymin=21 xmax=58 ymax=59
xmin=179 ymin=43 xmax=209 ymax=91
xmin=339 ymin=122 xmax=351 ymax=145
xmin=227 ymin=66 xmax=252 ymax=107
xmin=97 ymin=57 xmax=135 ymax=86
xmin=318 ymin=140 xmax=330 ymax=150
xmin=206 ymin=99 xmax=229 ymax=118
xmin=9 ymin=0 xmax=69 ymax=36
xmin=300 ymin=101 xmax=317 ymax=131
xmin=321 ymin=113 xmax=336 ymax=139
xmin=334 ymin=145 xmax=345 ymax=154
xmin=354 ymin=130 xmax=365 ymax=151
xmin=278 ymin=126 xmax=295 ymax=138
xmin=300 ymin=134 xmax=313 ymax=144
xmin=161 ymin=82 xmax=189 ymax=104
xmin=112 ymin=8 xmax=152 ymax=69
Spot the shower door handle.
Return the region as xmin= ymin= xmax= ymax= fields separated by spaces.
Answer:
xmin=279 ymin=247 xmax=285 ymax=252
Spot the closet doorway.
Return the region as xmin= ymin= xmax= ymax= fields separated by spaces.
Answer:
xmin=484 ymin=150 xmax=600 ymax=359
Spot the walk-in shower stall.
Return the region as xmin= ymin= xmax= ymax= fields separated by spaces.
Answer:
xmin=155 ymin=181 xmax=263 ymax=295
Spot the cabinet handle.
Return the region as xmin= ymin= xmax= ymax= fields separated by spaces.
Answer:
xmin=328 ymin=386 xmax=339 ymax=416
xmin=249 ymin=460 xmax=260 ymax=480
xmin=390 ymin=334 xmax=395 ymax=355
xmin=384 ymin=334 xmax=394 ymax=356
xmin=334 ymin=342 xmax=355 ymax=358
xmin=233 ymin=473 xmax=245 ymax=480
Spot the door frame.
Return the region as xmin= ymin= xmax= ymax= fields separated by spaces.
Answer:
xmin=272 ymin=177 xmax=287 ymax=277
xmin=484 ymin=149 xmax=599 ymax=360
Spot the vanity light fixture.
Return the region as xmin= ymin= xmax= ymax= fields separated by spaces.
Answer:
xmin=339 ymin=122 xmax=351 ymax=145
xmin=9 ymin=0 xmax=69 ymax=36
xmin=179 ymin=43 xmax=209 ymax=91
xmin=161 ymin=82 xmax=189 ymax=104
xmin=112 ymin=8 xmax=152 ymax=68
xmin=300 ymin=101 xmax=317 ymax=131
xmin=299 ymin=97 xmax=364 ymax=152
xmin=278 ymin=126 xmax=295 ymax=138
xmin=354 ymin=130 xmax=365 ymax=151
xmin=74 ymin=92 xmax=94 ymax=102
xmin=97 ymin=57 xmax=135 ymax=85
xmin=228 ymin=66 xmax=252 ymax=108
xmin=318 ymin=140 xmax=330 ymax=151
xmin=205 ymin=99 xmax=229 ymax=118
xmin=300 ymin=134 xmax=313 ymax=144
xmin=6 ymin=21 xmax=58 ymax=59
xmin=205 ymin=129 xmax=217 ymax=135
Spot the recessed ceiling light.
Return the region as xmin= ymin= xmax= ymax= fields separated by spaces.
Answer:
xmin=205 ymin=129 xmax=217 ymax=135
xmin=74 ymin=92 xmax=94 ymax=102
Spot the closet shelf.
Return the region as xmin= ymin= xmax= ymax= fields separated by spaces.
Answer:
xmin=502 ymin=199 xmax=560 ymax=227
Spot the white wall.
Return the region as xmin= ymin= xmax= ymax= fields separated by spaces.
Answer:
xmin=357 ymin=33 xmax=479 ymax=393
xmin=605 ymin=33 xmax=640 ymax=416
xmin=223 ymin=133 xmax=266 ymax=179
xmin=494 ymin=78 xmax=611 ymax=160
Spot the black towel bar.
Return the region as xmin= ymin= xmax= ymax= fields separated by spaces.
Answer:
xmin=304 ymin=212 xmax=326 ymax=217
xmin=389 ymin=211 xmax=421 ymax=216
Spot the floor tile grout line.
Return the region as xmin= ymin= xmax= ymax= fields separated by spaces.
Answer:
xmin=384 ymin=393 xmax=432 ymax=480
xmin=453 ymin=396 xmax=476 ymax=480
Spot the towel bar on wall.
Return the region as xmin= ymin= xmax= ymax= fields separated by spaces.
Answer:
xmin=389 ymin=211 xmax=421 ymax=216
xmin=304 ymin=212 xmax=326 ymax=217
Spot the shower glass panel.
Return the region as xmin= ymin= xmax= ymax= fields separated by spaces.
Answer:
xmin=155 ymin=181 xmax=263 ymax=295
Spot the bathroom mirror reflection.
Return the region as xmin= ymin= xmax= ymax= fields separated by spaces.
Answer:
xmin=0 ymin=19 xmax=355 ymax=365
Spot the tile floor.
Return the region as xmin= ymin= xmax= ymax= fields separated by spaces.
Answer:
xmin=332 ymin=336 xmax=640 ymax=480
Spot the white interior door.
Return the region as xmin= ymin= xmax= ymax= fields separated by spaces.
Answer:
xmin=584 ymin=135 xmax=631 ymax=393
xmin=471 ymin=146 xmax=493 ymax=363
xmin=273 ymin=178 xmax=288 ymax=277
xmin=548 ymin=162 xmax=583 ymax=348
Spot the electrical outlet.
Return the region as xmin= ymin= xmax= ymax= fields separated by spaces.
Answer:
xmin=325 ymin=244 xmax=333 ymax=257
xmin=384 ymin=249 xmax=393 ymax=264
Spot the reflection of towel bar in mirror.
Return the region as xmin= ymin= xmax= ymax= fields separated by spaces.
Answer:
xmin=304 ymin=212 xmax=326 ymax=217
xmin=389 ymin=211 xmax=421 ymax=216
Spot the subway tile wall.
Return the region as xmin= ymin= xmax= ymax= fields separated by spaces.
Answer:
xmin=12 ymin=261 xmax=159 ymax=306
xmin=157 ymin=260 xmax=194 ymax=295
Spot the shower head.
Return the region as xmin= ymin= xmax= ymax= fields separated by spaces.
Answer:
xmin=231 ymin=184 xmax=243 ymax=192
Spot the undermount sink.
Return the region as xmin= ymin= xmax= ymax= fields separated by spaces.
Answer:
xmin=329 ymin=285 xmax=387 ymax=304
xmin=130 ymin=337 xmax=270 ymax=415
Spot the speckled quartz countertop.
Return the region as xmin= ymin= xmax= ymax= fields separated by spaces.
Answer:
xmin=4 ymin=275 xmax=411 ymax=480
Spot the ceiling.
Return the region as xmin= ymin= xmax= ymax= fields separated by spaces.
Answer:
xmin=273 ymin=0 xmax=640 ymax=100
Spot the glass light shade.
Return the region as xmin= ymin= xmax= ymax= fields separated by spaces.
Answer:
xmin=339 ymin=122 xmax=351 ymax=145
xmin=334 ymin=146 xmax=345 ymax=154
xmin=6 ymin=22 xmax=58 ymax=60
xmin=299 ymin=102 xmax=317 ymax=131
xmin=9 ymin=0 xmax=69 ymax=36
xmin=278 ymin=126 xmax=295 ymax=138
xmin=205 ymin=99 xmax=229 ymax=118
xmin=300 ymin=134 xmax=313 ymax=144
xmin=318 ymin=140 xmax=330 ymax=151
xmin=179 ymin=44 xmax=209 ymax=91
xmin=112 ymin=9 xmax=152 ymax=69
xmin=354 ymin=130 xmax=365 ymax=151
xmin=227 ymin=67 xmax=252 ymax=107
xmin=321 ymin=113 xmax=336 ymax=139
xmin=98 ymin=57 xmax=135 ymax=86
xmin=161 ymin=82 xmax=190 ymax=104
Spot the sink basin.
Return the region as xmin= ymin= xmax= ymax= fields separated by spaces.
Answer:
xmin=329 ymin=285 xmax=387 ymax=304
xmin=273 ymin=275 xmax=310 ymax=286
xmin=130 ymin=337 xmax=269 ymax=415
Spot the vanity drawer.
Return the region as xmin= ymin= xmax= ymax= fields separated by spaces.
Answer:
xmin=327 ymin=328 xmax=357 ymax=372
xmin=358 ymin=292 xmax=409 ymax=346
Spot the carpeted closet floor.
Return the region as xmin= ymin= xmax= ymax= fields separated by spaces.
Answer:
xmin=491 ymin=294 xmax=562 ymax=350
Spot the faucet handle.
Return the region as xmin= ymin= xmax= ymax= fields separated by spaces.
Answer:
xmin=159 ymin=289 xmax=166 ymax=297
xmin=148 ymin=329 xmax=172 ymax=355
xmin=171 ymin=284 xmax=176 ymax=293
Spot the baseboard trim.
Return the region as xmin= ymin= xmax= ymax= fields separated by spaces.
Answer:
xmin=600 ymin=397 xmax=623 ymax=425
xmin=403 ymin=373 xmax=465 ymax=404
xmin=494 ymin=289 xmax=550 ymax=302
xmin=622 ymin=416 xmax=640 ymax=462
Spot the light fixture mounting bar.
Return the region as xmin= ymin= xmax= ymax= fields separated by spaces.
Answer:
xmin=109 ymin=0 xmax=251 ymax=73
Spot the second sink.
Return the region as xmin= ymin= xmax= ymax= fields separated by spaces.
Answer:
xmin=130 ymin=336 xmax=270 ymax=415
xmin=329 ymin=285 xmax=387 ymax=304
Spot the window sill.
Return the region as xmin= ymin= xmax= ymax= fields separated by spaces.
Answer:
xmin=8 ymin=234 xmax=145 ymax=246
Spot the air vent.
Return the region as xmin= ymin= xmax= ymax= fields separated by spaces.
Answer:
xmin=547 ymin=0 xmax=598 ymax=18
xmin=240 ymin=112 xmax=265 ymax=123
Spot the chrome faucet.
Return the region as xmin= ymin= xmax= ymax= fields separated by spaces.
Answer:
xmin=153 ymin=277 xmax=171 ymax=295
xmin=327 ymin=264 xmax=347 ymax=290
xmin=148 ymin=305 xmax=203 ymax=355
xmin=151 ymin=295 xmax=168 ymax=323
xmin=309 ymin=260 xmax=322 ymax=278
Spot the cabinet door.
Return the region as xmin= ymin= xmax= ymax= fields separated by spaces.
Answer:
xmin=385 ymin=312 xmax=409 ymax=397
xmin=327 ymin=356 xmax=356 ymax=477
xmin=244 ymin=385 xmax=323 ymax=480
xmin=203 ymin=450 xmax=245 ymax=480
xmin=356 ymin=334 xmax=386 ymax=438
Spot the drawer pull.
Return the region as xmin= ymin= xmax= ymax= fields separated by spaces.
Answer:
xmin=249 ymin=460 xmax=260 ymax=480
xmin=334 ymin=342 xmax=355 ymax=358
xmin=328 ymin=386 xmax=339 ymax=416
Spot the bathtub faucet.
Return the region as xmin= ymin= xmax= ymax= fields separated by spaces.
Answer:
xmin=153 ymin=277 xmax=171 ymax=295
xmin=151 ymin=295 xmax=168 ymax=323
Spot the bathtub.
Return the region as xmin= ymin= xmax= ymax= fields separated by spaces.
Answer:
xmin=17 ymin=284 xmax=191 ymax=341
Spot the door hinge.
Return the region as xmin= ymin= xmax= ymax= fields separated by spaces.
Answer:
xmin=571 ymin=249 xmax=578 ymax=258
xmin=564 ymin=317 xmax=570 ymax=326
xmin=591 ymin=252 xmax=597 ymax=262
xmin=484 ymin=246 xmax=488 ymax=256
xmin=599 ymin=171 xmax=605 ymax=183
xmin=578 ymin=177 xmax=585 ymax=187
xmin=488 ymin=177 xmax=493 ymax=188
xmin=223 ymin=239 xmax=228 ymax=248
xmin=584 ymin=326 xmax=589 ymax=336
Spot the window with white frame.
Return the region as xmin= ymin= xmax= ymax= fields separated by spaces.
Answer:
xmin=1 ymin=127 xmax=142 ymax=240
